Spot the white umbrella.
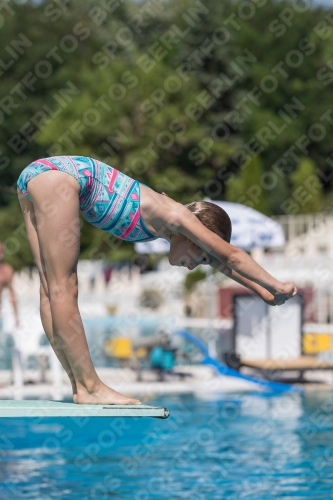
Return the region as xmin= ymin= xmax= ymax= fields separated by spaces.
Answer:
xmin=134 ymin=237 xmax=169 ymax=254
xmin=211 ymin=200 xmax=285 ymax=250
xmin=134 ymin=200 xmax=285 ymax=254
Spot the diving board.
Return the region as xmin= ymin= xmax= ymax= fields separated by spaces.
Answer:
xmin=0 ymin=400 xmax=170 ymax=419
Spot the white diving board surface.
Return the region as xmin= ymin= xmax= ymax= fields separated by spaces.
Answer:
xmin=0 ymin=400 xmax=170 ymax=419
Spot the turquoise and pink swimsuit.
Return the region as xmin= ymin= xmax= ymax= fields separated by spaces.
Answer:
xmin=17 ymin=156 xmax=157 ymax=242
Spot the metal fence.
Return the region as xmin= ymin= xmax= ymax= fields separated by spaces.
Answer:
xmin=272 ymin=212 xmax=333 ymax=243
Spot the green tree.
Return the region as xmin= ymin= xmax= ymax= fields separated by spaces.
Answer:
xmin=0 ymin=202 xmax=34 ymax=269
xmin=231 ymin=0 xmax=331 ymax=193
xmin=266 ymin=175 xmax=289 ymax=216
xmin=184 ymin=269 xmax=206 ymax=292
xmin=289 ymin=157 xmax=323 ymax=213
xmin=1 ymin=0 xmax=333 ymax=269
xmin=225 ymin=156 xmax=270 ymax=214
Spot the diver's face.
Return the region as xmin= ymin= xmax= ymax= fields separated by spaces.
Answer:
xmin=168 ymin=233 xmax=211 ymax=270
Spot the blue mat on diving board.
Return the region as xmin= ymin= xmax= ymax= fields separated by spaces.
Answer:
xmin=0 ymin=400 xmax=170 ymax=419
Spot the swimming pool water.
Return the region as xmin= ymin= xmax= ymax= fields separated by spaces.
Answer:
xmin=1 ymin=391 xmax=333 ymax=499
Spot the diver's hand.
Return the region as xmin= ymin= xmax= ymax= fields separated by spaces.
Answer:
xmin=262 ymin=282 xmax=297 ymax=306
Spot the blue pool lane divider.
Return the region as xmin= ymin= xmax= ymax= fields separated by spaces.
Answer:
xmin=174 ymin=329 xmax=302 ymax=393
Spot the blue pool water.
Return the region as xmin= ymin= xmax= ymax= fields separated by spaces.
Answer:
xmin=1 ymin=391 xmax=333 ymax=499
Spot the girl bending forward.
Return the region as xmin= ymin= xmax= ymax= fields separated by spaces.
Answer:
xmin=17 ymin=156 xmax=297 ymax=405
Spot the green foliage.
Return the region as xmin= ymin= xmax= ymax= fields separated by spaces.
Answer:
xmin=0 ymin=0 xmax=332 ymax=269
xmin=184 ymin=269 xmax=206 ymax=292
xmin=0 ymin=200 xmax=34 ymax=270
xmin=266 ymin=175 xmax=290 ymax=216
xmin=225 ymin=156 xmax=270 ymax=214
xmin=289 ymin=157 xmax=323 ymax=213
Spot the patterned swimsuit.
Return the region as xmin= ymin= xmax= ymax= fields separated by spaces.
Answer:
xmin=17 ymin=156 xmax=157 ymax=242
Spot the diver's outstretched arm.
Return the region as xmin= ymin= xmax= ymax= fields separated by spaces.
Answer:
xmin=174 ymin=204 xmax=297 ymax=304
xmin=209 ymin=258 xmax=295 ymax=306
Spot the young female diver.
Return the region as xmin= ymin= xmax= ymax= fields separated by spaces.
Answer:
xmin=17 ymin=156 xmax=297 ymax=405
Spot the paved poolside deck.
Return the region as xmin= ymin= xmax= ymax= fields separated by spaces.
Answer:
xmin=0 ymin=365 xmax=332 ymax=401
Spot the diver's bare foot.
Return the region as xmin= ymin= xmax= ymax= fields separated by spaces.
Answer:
xmin=73 ymin=381 xmax=141 ymax=405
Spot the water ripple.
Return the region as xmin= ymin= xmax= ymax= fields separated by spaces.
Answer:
xmin=1 ymin=392 xmax=333 ymax=499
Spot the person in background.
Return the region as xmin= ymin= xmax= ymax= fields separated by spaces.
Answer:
xmin=89 ymin=274 xmax=96 ymax=290
xmin=0 ymin=242 xmax=20 ymax=329
xmin=103 ymin=263 xmax=113 ymax=288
